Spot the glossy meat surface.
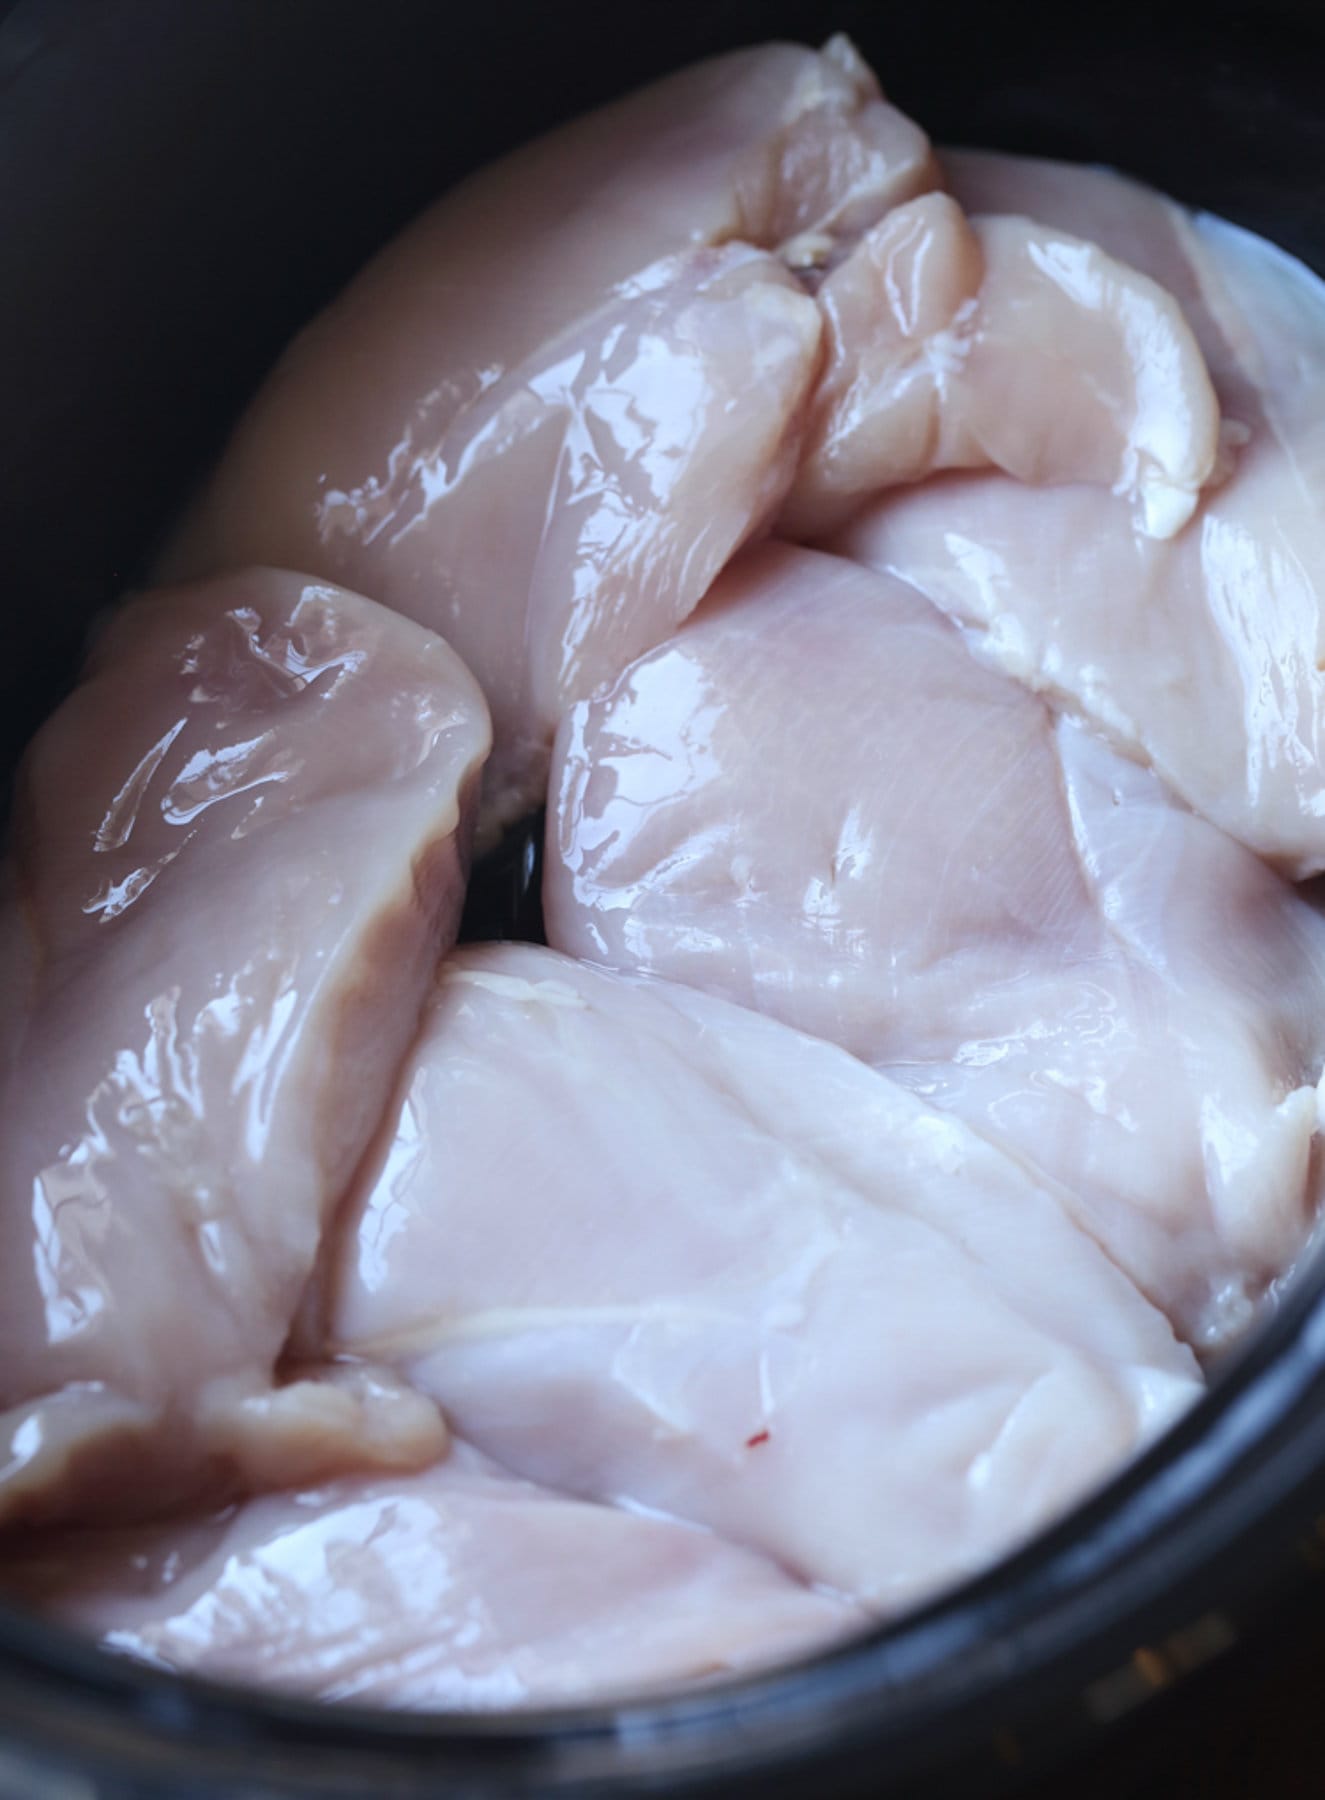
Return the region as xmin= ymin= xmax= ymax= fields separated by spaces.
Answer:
xmin=782 ymin=190 xmax=1221 ymax=539
xmin=9 ymin=58 xmax=1325 ymax=1713
xmin=836 ymin=151 xmax=1325 ymax=875
xmin=547 ymin=544 xmax=1325 ymax=1347
xmin=324 ymin=944 xmax=1200 ymax=1610
xmin=160 ymin=37 xmax=937 ymax=842
xmin=0 ymin=570 xmax=490 ymax=1525
xmin=5 ymin=1444 xmax=856 ymax=1707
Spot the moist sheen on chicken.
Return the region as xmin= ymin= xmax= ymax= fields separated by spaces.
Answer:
xmin=0 ymin=570 xmax=490 ymax=1526
xmin=835 ymin=150 xmax=1325 ymax=876
xmin=157 ymin=36 xmax=942 ymax=845
xmin=6 ymin=1443 xmax=858 ymax=1707
xmin=155 ymin=43 xmax=1236 ymax=852
xmin=781 ymin=189 xmax=1221 ymax=539
xmin=546 ymin=543 xmax=1325 ymax=1349
xmin=3 ymin=29 xmax=1325 ymax=1722
xmin=321 ymin=944 xmax=1201 ymax=1612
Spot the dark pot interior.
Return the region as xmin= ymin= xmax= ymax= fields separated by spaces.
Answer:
xmin=2 ymin=1 xmax=1325 ymax=1794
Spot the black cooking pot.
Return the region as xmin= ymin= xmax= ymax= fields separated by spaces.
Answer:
xmin=2 ymin=1 xmax=1325 ymax=1794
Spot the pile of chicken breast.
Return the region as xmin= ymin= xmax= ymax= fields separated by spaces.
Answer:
xmin=4 ymin=35 xmax=1325 ymax=1710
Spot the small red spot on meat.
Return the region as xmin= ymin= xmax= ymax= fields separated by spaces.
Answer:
xmin=746 ymin=1429 xmax=770 ymax=1448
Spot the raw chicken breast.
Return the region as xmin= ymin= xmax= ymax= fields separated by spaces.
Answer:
xmin=4 ymin=1443 xmax=856 ymax=1707
xmin=323 ymin=944 xmax=1201 ymax=1611
xmin=546 ymin=544 xmax=1325 ymax=1348
xmin=160 ymin=37 xmax=938 ymax=842
xmin=781 ymin=191 xmax=1221 ymax=540
xmin=0 ymin=569 xmax=490 ymax=1527
xmin=835 ymin=151 xmax=1325 ymax=876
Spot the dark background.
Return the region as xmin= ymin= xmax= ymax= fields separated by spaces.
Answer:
xmin=1022 ymin=1589 xmax=1325 ymax=1798
xmin=1 ymin=1 xmax=1324 ymax=1794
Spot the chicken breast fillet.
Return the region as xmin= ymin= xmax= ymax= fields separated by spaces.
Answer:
xmin=546 ymin=544 xmax=1325 ymax=1348
xmin=834 ymin=151 xmax=1325 ymax=876
xmin=4 ymin=1443 xmax=858 ymax=1707
xmin=322 ymin=944 xmax=1201 ymax=1613
xmin=0 ymin=569 xmax=490 ymax=1525
xmin=781 ymin=189 xmax=1221 ymax=539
